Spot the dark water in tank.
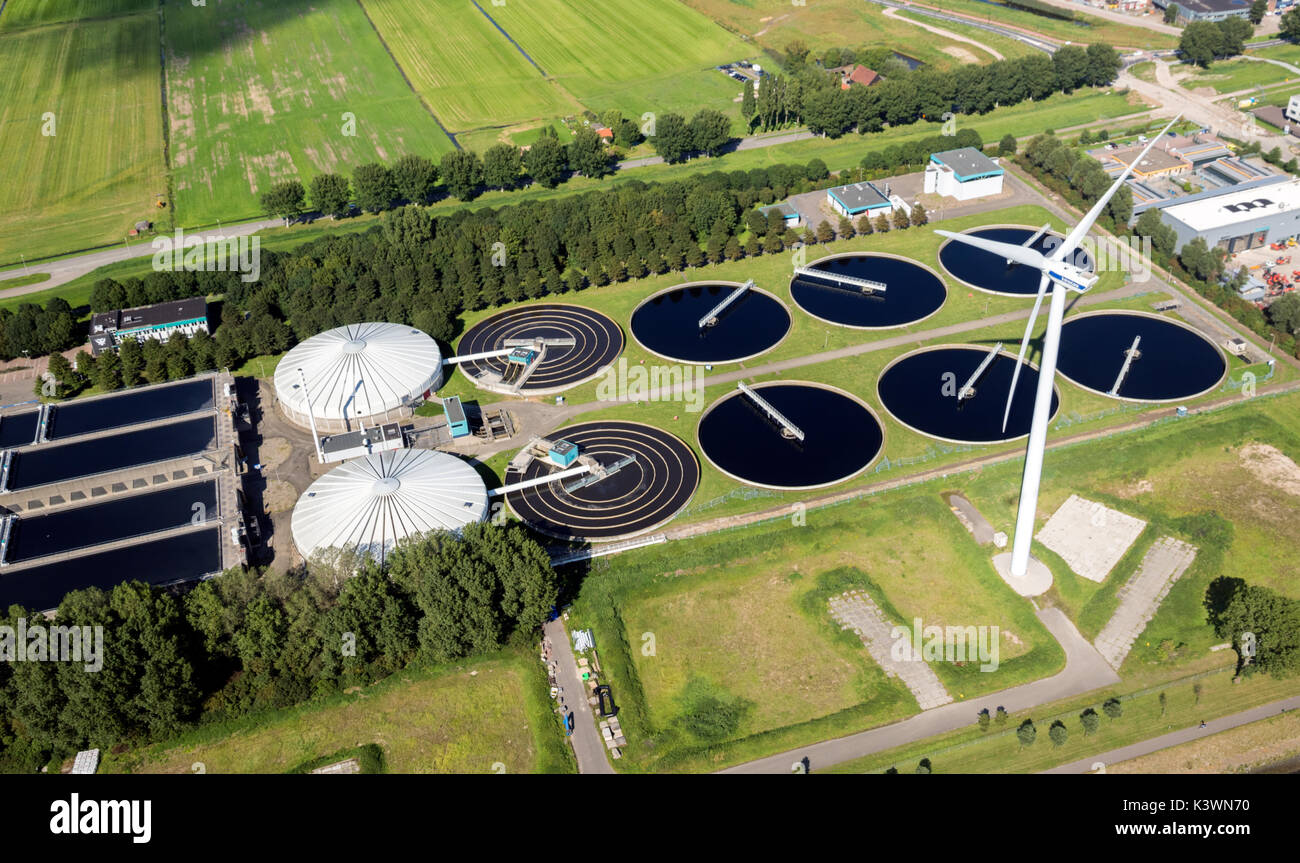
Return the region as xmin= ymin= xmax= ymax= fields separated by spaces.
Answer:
xmin=7 ymin=415 xmax=216 ymax=491
xmin=791 ymin=255 xmax=947 ymax=327
xmin=877 ymin=347 xmax=1058 ymax=443
xmin=939 ymin=228 xmax=1093 ymax=295
xmin=0 ymin=527 xmax=222 ymax=612
xmin=6 ymin=480 xmax=218 ymax=563
xmin=698 ymin=384 xmax=882 ymax=487
xmin=0 ymin=411 xmax=38 ymax=449
xmin=1057 ymin=314 xmax=1226 ymax=401
xmin=631 ymin=285 xmax=790 ymax=363
xmin=48 ymin=378 xmax=214 ymax=439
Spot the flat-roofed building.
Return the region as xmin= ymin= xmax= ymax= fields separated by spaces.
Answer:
xmin=923 ymin=147 xmax=1004 ymax=201
xmin=88 ymin=297 xmax=209 ymax=356
xmin=826 ymin=181 xmax=893 ymax=217
xmin=1158 ymin=177 xmax=1300 ymax=253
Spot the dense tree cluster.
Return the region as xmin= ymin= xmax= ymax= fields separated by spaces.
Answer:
xmin=1179 ymin=17 xmax=1254 ymax=68
xmin=96 ymin=160 xmax=877 ymax=373
xmin=1019 ymin=131 xmax=1134 ymax=225
xmin=0 ymin=298 xmax=79 ymax=362
xmin=0 ymin=523 xmax=557 ymax=771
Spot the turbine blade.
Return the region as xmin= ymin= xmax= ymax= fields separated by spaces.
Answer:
xmin=1053 ymin=114 xmax=1182 ymax=262
xmin=934 ymin=229 xmax=1047 ymax=270
xmin=1002 ymin=272 xmax=1051 ymax=434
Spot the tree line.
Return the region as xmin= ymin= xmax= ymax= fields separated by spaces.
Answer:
xmin=0 ymin=522 xmax=557 ymax=771
xmin=743 ymin=42 xmax=1121 ymax=139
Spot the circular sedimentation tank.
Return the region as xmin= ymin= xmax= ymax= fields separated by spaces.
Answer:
xmin=697 ymin=382 xmax=883 ymax=489
xmin=456 ymin=303 xmax=623 ymax=393
xmin=876 ymin=344 xmax=1060 ymax=444
xmin=629 ymin=282 xmax=791 ymax=364
xmin=938 ymin=225 xmax=1093 ymax=296
xmin=1056 ymin=311 xmax=1226 ymax=402
xmin=505 ymin=420 xmax=699 ymax=541
xmin=789 ymin=252 xmax=947 ymax=328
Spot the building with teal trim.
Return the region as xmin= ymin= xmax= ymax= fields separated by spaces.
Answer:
xmin=924 ymin=147 xmax=1004 ymax=201
xmin=89 ymin=297 xmax=209 ymax=356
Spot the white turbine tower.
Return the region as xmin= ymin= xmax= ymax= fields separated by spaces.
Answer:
xmin=935 ymin=115 xmax=1180 ymax=588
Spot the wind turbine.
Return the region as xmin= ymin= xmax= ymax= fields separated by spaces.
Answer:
xmin=934 ymin=114 xmax=1180 ymax=583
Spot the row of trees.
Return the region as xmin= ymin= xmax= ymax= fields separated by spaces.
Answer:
xmin=259 ymin=124 xmax=618 ymax=221
xmin=743 ymin=43 xmax=1121 ymax=139
xmin=0 ymin=523 xmax=558 ymax=771
xmin=1020 ymin=131 xmax=1134 ymax=225
xmin=649 ymin=109 xmax=734 ymax=164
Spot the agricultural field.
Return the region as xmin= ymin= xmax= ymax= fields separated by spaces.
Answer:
xmin=489 ymin=0 xmax=751 ymax=117
xmin=101 ymin=655 xmax=572 ymax=773
xmin=164 ymin=0 xmax=456 ymax=227
xmin=0 ymin=14 xmax=168 ymax=265
xmin=914 ymin=0 xmax=1177 ymax=50
xmin=360 ymin=0 xmax=579 ymax=133
xmin=0 ymin=0 xmax=154 ymax=30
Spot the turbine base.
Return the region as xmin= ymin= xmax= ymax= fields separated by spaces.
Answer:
xmin=992 ymin=552 xmax=1053 ymax=597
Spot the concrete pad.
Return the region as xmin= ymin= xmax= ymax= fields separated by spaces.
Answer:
xmin=827 ymin=591 xmax=953 ymax=710
xmin=992 ymin=552 xmax=1054 ymax=597
xmin=1036 ymin=494 xmax=1146 ymax=583
xmin=1094 ymin=536 xmax=1197 ymax=670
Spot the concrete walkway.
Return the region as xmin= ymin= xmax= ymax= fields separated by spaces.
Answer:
xmin=0 ymin=219 xmax=281 ymax=298
xmin=542 ymin=618 xmax=615 ymax=774
xmin=1043 ymin=695 xmax=1300 ymax=773
xmin=722 ymin=608 xmax=1119 ymax=773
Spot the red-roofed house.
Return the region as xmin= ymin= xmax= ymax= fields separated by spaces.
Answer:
xmin=841 ymin=65 xmax=880 ymax=90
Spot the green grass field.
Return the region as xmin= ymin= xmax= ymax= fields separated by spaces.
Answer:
xmin=0 ymin=0 xmax=153 ymax=30
xmin=1187 ymin=58 xmax=1300 ymax=96
xmin=683 ymin=0 xmax=1175 ymax=59
xmin=915 ymin=0 xmax=1176 ymax=50
xmin=360 ymin=0 xmax=580 ymax=133
xmin=164 ymin=0 xmax=456 ymax=227
xmin=0 ymin=14 xmax=168 ymax=265
xmin=486 ymin=0 xmax=750 ymax=120
xmin=572 ymin=386 xmax=1300 ymax=771
xmin=100 ymin=653 xmax=573 ymax=774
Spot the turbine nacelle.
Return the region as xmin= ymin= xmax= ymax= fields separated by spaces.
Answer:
xmin=1045 ymin=261 xmax=1097 ymax=293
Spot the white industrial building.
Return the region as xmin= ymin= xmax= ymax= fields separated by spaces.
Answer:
xmin=290 ymin=449 xmax=489 ymax=563
xmin=274 ymin=322 xmax=443 ymax=433
xmin=1157 ymin=177 xmax=1300 ymax=253
xmin=924 ymin=147 xmax=1005 ymax=201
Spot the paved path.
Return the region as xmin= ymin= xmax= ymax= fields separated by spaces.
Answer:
xmin=722 ymin=608 xmax=1119 ymax=773
xmin=0 ymin=219 xmax=280 ymax=298
xmin=543 ymin=618 xmax=615 ymax=774
xmin=883 ymin=7 xmax=1004 ymax=61
xmin=1043 ymin=695 xmax=1300 ymax=773
xmin=1118 ymin=58 xmax=1298 ymax=155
